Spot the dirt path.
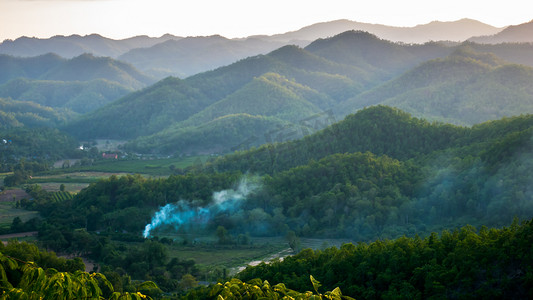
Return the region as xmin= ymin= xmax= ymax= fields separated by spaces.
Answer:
xmin=231 ymin=247 xmax=293 ymax=275
xmin=0 ymin=231 xmax=38 ymax=245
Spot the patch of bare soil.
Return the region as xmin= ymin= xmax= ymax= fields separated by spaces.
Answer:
xmin=0 ymin=189 xmax=30 ymax=202
xmin=0 ymin=231 xmax=38 ymax=245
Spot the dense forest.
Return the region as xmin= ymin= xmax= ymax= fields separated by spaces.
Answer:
xmin=5 ymin=106 xmax=533 ymax=297
xmin=234 ymin=219 xmax=533 ymax=299
xmin=0 ymin=127 xmax=79 ymax=168
xmin=0 ymin=78 xmax=133 ymax=114
xmin=336 ymin=46 xmax=533 ymax=125
xmin=0 ymin=241 xmax=161 ymax=299
xmin=55 ymin=107 xmax=533 ymax=241
xmin=3 ymin=23 xmax=533 ymax=298
xmin=0 ymin=97 xmax=75 ymax=128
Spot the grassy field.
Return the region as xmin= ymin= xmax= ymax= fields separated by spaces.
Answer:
xmin=79 ymin=155 xmax=212 ymax=175
xmin=54 ymin=155 xmax=212 ymax=176
xmin=151 ymin=234 xmax=355 ymax=277
xmin=34 ymin=182 xmax=92 ymax=193
xmin=0 ymin=198 xmax=39 ymax=231
xmin=27 ymin=172 xmax=128 ymax=192
xmin=27 ymin=155 xmax=213 ymax=192
xmin=168 ymin=243 xmax=287 ymax=270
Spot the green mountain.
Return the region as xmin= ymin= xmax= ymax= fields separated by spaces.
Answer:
xmin=184 ymin=44 xmax=367 ymax=103
xmin=22 ymin=105 xmax=533 ymax=295
xmin=0 ymin=97 xmax=75 ymax=128
xmin=63 ymin=44 xmax=373 ymax=141
xmin=39 ymin=106 xmax=533 ymax=244
xmin=466 ymin=42 xmax=533 ymax=68
xmin=123 ymin=73 xmax=332 ymax=154
xmin=62 ymin=31 xmax=533 ymax=156
xmin=0 ymin=53 xmax=64 ymax=84
xmin=235 ymin=220 xmax=533 ymax=299
xmin=180 ymin=73 xmax=328 ymax=126
xmin=51 ymin=107 xmax=533 ymax=235
xmin=41 ymin=53 xmax=154 ymax=90
xmin=124 ymin=114 xmax=293 ymax=154
xmin=204 ymin=106 xmax=467 ymax=174
xmin=65 ymin=33 xmax=450 ymax=145
xmin=63 ymin=77 xmax=211 ymax=139
xmin=196 ymin=106 xmax=533 ymax=239
xmin=305 ymin=30 xmax=452 ymax=78
xmin=0 ymin=126 xmax=79 ymax=165
xmin=0 ymin=77 xmax=133 ymax=114
xmin=0 ymin=53 xmax=153 ymax=90
xmin=118 ymin=35 xmax=285 ymax=78
xmin=336 ymin=46 xmax=533 ymax=125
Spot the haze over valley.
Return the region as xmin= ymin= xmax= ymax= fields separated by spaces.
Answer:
xmin=2 ymin=3 xmax=533 ymax=298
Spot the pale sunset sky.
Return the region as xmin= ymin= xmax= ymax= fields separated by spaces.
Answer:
xmin=1 ymin=0 xmax=531 ymax=41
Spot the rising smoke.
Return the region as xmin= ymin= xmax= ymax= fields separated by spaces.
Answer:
xmin=143 ymin=176 xmax=260 ymax=238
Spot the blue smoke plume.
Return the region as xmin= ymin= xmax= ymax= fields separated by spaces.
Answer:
xmin=143 ymin=177 xmax=259 ymax=238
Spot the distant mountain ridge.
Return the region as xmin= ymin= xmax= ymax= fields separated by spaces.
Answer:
xmin=62 ymin=31 xmax=454 ymax=154
xmin=469 ymin=20 xmax=533 ymax=43
xmin=263 ymin=18 xmax=503 ymax=44
xmin=118 ymin=35 xmax=286 ymax=78
xmin=115 ymin=19 xmax=503 ymax=78
xmin=0 ymin=53 xmax=153 ymax=89
xmin=0 ymin=53 xmax=154 ymax=114
xmin=0 ymin=19 xmax=505 ymax=79
xmin=6 ymin=26 xmax=533 ymax=157
xmin=0 ymin=78 xmax=133 ymax=114
xmin=336 ymin=45 xmax=533 ymax=125
xmin=0 ymin=33 xmax=181 ymax=58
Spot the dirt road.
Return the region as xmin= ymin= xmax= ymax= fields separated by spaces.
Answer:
xmin=0 ymin=231 xmax=38 ymax=244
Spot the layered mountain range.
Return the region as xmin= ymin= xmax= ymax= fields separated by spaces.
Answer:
xmin=2 ymin=19 xmax=533 ymax=155
xmin=65 ymin=30 xmax=533 ymax=155
xmin=0 ymin=18 xmax=514 ymax=78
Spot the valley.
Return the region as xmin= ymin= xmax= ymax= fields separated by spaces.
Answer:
xmin=1 ymin=15 xmax=533 ymax=299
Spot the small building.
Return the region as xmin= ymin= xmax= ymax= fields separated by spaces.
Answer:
xmin=102 ymin=152 xmax=118 ymax=159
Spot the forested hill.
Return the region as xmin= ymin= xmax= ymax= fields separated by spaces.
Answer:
xmin=206 ymin=105 xmax=533 ymax=174
xmin=124 ymin=114 xmax=294 ymax=155
xmin=304 ymin=30 xmax=452 ymax=78
xmin=118 ymin=35 xmax=286 ymax=78
xmin=234 ymin=219 xmax=533 ymax=299
xmin=0 ymin=53 xmax=154 ymax=115
xmin=0 ymin=78 xmax=133 ymax=114
xmin=61 ymin=41 xmax=373 ymax=140
xmin=20 ymin=107 xmax=533 ymax=295
xmin=0 ymin=53 xmax=64 ymax=84
xmin=122 ymin=72 xmax=332 ymax=153
xmin=202 ymin=106 xmax=469 ymax=174
xmin=32 ymin=106 xmax=533 ymax=241
xmin=0 ymin=53 xmax=153 ymax=89
xmin=63 ymin=77 xmax=212 ymax=139
xmin=0 ymin=127 xmax=79 ymax=166
xmin=0 ymin=97 xmax=75 ymax=128
xmin=41 ymin=53 xmax=154 ymax=90
xmin=62 ymin=31 xmax=452 ymax=146
xmin=61 ymin=30 xmax=533 ymax=156
xmin=335 ymin=46 xmax=533 ymax=125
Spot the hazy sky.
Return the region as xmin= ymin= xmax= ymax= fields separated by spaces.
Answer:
xmin=1 ymin=0 xmax=532 ymax=41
